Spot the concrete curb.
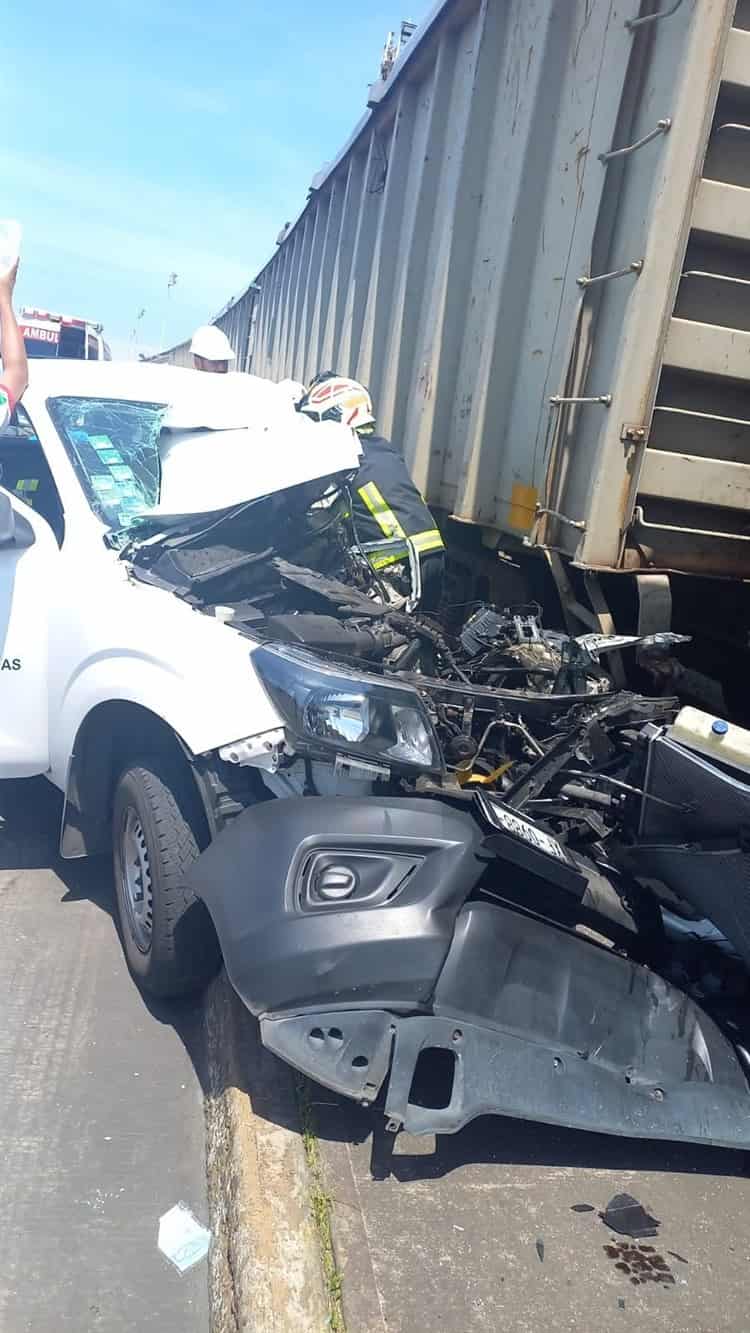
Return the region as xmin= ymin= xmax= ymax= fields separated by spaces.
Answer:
xmin=204 ymin=972 xmax=330 ymax=1333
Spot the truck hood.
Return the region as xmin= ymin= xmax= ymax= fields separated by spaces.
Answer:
xmin=150 ymin=411 xmax=362 ymax=522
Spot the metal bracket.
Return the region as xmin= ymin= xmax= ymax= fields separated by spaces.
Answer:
xmin=535 ymin=506 xmax=586 ymax=532
xmin=405 ymin=535 xmax=423 ymax=613
xmin=626 ymin=0 xmax=685 ymax=30
xmin=219 ymin=728 xmax=286 ymax=772
xmin=716 ymin=122 xmax=750 ymax=137
xmin=599 ymin=118 xmax=672 ymax=163
xmin=682 ymin=269 xmax=750 ymax=290
xmin=584 ymin=572 xmax=626 ymax=687
xmin=544 ymin=551 xmax=598 ymax=633
xmin=621 ymin=423 xmax=648 ymax=445
xmin=636 ymin=573 xmax=672 ymax=637
xmin=549 ymin=393 xmax=612 ymax=407
xmin=578 ymin=260 xmax=643 ymax=288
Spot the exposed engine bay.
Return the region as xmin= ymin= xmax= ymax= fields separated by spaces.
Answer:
xmin=122 ymin=473 xmax=687 ymax=790
xmin=127 ymin=472 xmax=750 ymax=1148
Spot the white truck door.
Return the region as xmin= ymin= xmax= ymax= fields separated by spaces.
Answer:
xmin=0 ymin=488 xmax=57 ymax=777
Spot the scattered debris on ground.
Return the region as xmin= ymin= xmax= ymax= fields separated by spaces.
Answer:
xmin=601 ymin=1193 xmax=661 ymax=1240
xmin=157 ymin=1202 xmax=211 ymax=1274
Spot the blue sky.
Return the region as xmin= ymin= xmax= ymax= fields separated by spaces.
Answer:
xmin=2 ymin=1 xmax=433 ymax=357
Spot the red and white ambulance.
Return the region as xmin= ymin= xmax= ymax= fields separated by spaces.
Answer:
xmin=20 ymin=308 xmax=111 ymax=361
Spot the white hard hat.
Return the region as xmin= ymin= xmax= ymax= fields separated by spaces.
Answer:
xmin=190 ymin=325 xmax=236 ymax=362
xmin=277 ymin=378 xmax=306 ymax=406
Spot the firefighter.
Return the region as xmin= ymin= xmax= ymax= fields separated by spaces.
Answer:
xmin=298 ymin=372 xmax=445 ymax=611
xmin=190 ymin=325 xmax=236 ymax=374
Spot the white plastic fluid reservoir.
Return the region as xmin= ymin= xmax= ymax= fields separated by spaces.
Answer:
xmin=0 ymin=220 xmax=21 ymax=277
xmin=668 ymin=706 xmax=750 ymax=776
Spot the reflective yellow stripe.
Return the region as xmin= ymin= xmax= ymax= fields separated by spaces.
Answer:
xmin=369 ymin=551 xmax=406 ymax=570
xmin=15 ymin=478 xmax=39 ymax=507
xmin=357 ymin=481 xmax=407 ymax=540
xmin=359 ymin=536 xmax=408 ymax=571
xmin=362 ymin=527 xmax=443 ymax=568
xmin=410 ymin=527 xmax=445 ymax=554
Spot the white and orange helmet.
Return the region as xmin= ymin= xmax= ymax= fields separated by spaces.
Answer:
xmin=298 ymin=372 xmax=375 ymax=431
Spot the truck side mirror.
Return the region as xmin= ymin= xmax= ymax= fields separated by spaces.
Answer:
xmin=0 ymin=491 xmax=16 ymax=547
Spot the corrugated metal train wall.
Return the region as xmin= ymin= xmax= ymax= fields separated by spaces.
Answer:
xmin=153 ymin=0 xmax=749 ymax=584
xmin=166 ymin=0 xmax=712 ymax=535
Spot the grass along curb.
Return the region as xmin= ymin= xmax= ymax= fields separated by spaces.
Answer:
xmin=204 ymin=972 xmax=330 ymax=1332
xmin=296 ymin=1076 xmax=346 ymax=1332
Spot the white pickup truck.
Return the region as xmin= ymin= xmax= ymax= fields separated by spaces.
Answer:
xmin=0 ymin=360 xmax=442 ymax=995
xmin=12 ymin=362 xmax=750 ymax=1162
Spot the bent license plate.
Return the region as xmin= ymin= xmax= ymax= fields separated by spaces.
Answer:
xmin=477 ymin=793 xmax=569 ymax=863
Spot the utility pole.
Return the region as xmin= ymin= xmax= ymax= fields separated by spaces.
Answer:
xmin=159 ymin=272 xmax=179 ymax=353
xmin=130 ymin=307 xmax=146 ymax=360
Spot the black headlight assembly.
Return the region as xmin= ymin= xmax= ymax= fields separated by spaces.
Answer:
xmin=251 ymin=641 xmax=443 ymax=775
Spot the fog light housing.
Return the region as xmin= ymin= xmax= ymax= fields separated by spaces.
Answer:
xmin=314 ymin=864 xmax=358 ymax=901
xmin=298 ymin=849 xmax=423 ymax=911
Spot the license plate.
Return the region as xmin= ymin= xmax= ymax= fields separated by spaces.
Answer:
xmin=477 ymin=793 xmax=569 ymax=863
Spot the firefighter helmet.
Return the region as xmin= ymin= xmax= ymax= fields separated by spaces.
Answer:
xmin=298 ymin=372 xmax=375 ymax=430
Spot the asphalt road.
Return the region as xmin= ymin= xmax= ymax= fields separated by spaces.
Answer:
xmin=7 ymin=770 xmax=750 ymax=1333
xmin=316 ymin=1064 xmax=750 ymax=1331
xmin=0 ymin=777 xmax=209 ymax=1332
xmin=317 ymin=1097 xmax=750 ymax=1333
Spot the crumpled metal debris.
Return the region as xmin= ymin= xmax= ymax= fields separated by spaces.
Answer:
xmin=600 ymin=1193 xmax=660 ymax=1239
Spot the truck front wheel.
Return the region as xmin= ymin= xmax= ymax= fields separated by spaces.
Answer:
xmin=112 ymin=755 xmax=221 ymax=998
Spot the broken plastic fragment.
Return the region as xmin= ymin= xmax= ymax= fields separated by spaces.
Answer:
xmin=158 ymin=1202 xmax=211 ymax=1273
xmin=601 ymin=1193 xmax=660 ymax=1239
xmin=570 ymin=1203 xmax=596 ymax=1213
xmin=535 ymin=1237 xmax=545 ymax=1263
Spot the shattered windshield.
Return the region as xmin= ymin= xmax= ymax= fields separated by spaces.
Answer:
xmin=47 ymin=396 xmax=167 ymax=529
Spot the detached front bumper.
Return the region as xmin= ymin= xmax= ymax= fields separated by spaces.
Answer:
xmin=189 ymin=795 xmax=750 ymax=1149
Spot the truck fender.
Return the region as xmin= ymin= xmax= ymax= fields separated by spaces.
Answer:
xmin=59 ymin=700 xmax=203 ymax=858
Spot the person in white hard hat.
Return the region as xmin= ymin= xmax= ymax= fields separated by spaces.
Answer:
xmin=190 ymin=325 xmax=236 ymax=374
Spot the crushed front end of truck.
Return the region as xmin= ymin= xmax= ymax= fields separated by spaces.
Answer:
xmin=188 ymin=695 xmax=750 ymax=1150
xmin=121 ymin=414 xmax=750 ymax=1148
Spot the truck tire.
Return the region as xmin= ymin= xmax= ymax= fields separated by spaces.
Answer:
xmin=112 ymin=754 xmax=221 ymax=998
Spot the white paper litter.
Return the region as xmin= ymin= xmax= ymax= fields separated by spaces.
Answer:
xmin=157 ymin=1202 xmax=211 ymax=1274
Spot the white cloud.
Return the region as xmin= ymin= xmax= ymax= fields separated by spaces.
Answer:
xmin=1 ymin=144 xmax=277 ymax=345
xmin=0 ymin=148 xmax=244 ymax=237
xmin=0 ymin=146 xmax=270 ymax=294
xmin=36 ymin=220 xmax=250 ymax=299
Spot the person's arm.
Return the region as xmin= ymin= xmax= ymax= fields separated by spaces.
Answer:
xmin=0 ymin=260 xmax=28 ymax=409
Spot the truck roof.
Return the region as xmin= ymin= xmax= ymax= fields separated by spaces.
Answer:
xmin=23 ymin=359 xmax=323 ymax=435
xmin=22 ymin=358 xmax=361 ymax=520
xmin=26 ymin=359 xmax=208 ymax=403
